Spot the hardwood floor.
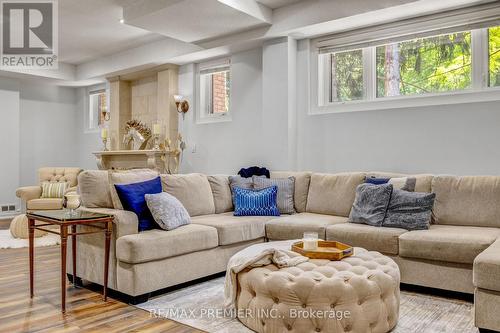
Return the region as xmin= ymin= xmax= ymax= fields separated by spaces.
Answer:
xmin=0 ymin=245 xmax=204 ymax=333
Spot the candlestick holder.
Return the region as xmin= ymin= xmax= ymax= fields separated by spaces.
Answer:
xmin=152 ymin=134 xmax=160 ymax=150
xmin=102 ymin=137 xmax=109 ymax=151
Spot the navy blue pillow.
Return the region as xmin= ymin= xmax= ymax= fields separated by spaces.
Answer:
xmin=233 ymin=186 xmax=280 ymax=217
xmin=365 ymin=177 xmax=390 ymax=185
xmin=114 ymin=177 xmax=162 ymax=231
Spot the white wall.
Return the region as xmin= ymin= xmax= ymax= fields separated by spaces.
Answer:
xmin=295 ymin=39 xmax=500 ymax=175
xmin=19 ymin=85 xmax=79 ymax=186
xmin=0 ymin=77 xmax=79 ymax=210
xmin=179 ymin=38 xmax=500 ymax=176
xmin=0 ymin=89 xmax=20 ymax=207
xmin=179 ymin=48 xmax=269 ymax=174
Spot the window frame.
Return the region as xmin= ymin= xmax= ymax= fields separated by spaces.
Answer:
xmin=195 ymin=58 xmax=232 ymax=124
xmin=85 ymin=87 xmax=107 ymax=133
xmin=312 ymin=27 xmax=500 ymax=115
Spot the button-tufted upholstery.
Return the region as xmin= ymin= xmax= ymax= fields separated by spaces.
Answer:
xmin=38 ymin=167 xmax=81 ymax=187
xmin=16 ymin=167 xmax=82 ymax=211
xmin=236 ymin=248 xmax=400 ymax=333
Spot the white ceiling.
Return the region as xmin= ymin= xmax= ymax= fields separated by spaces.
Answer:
xmin=58 ymin=0 xmax=306 ymax=64
xmin=256 ymin=0 xmax=302 ymax=9
xmin=122 ymin=0 xmax=272 ymax=43
xmin=59 ymin=0 xmax=164 ymax=64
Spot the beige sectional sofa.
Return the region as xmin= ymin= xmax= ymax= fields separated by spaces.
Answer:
xmin=71 ymin=170 xmax=500 ymax=332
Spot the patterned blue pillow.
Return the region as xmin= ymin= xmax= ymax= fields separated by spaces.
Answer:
xmin=233 ymin=186 xmax=280 ymax=217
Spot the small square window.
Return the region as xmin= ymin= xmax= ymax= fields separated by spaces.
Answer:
xmin=87 ymin=89 xmax=107 ymax=131
xmin=197 ymin=59 xmax=231 ymax=123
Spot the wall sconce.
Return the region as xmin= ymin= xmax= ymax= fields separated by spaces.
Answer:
xmin=174 ymin=95 xmax=189 ymax=119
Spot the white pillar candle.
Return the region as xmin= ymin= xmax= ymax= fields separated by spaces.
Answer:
xmin=303 ymin=239 xmax=318 ymax=251
xmin=101 ymin=128 xmax=108 ymax=139
xmin=153 ymin=123 xmax=161 ymax=135
xmin=303 ymin=231 xmax=319 ymax=251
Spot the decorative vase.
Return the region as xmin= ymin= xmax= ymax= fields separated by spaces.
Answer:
xmin=63 ymin=194 xmax=81 ymax=215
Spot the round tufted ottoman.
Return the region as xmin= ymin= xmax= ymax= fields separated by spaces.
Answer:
xmin=10 ymin=214 xmax=47 ymax=239
xmin=235 ymin=247 xmax=400 ymax=333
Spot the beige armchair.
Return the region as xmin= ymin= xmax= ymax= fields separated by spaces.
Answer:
xmin=16 ymin=167 xmax=83 ymax=211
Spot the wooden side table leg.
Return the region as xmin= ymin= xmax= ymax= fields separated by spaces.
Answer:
xmin=28 ymin=218 xmax=35 ymax=298
xmin=71 ymin=225 xmax=77 ymax=286
xmin=103 ymin=220 xmax=112 ymax=301
xmin=60 ymin=225 xmax=68 ymax=313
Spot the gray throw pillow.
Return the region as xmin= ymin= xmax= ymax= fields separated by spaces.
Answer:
xmin=253 ymin=176 xmax=296 ymax=214
xmin=349 ymin=183 xmax=393 ymax=227
xmin=383 ymin=189 xmax=435 ymax=230
xmin=145 ymin=192 xmax=191 ymax=231
xmin=229 ymin=175 xmax=254 ymax=190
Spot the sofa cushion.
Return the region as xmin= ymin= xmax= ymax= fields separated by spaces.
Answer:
xmin=399 ymin=225 xmax=500 ymax=264
xmin=146 ymin=192 xmax=191 ymax=231
xmin=191 ymin=212 xmax=272 ymax=245
xmin=116 ymin=224 xmax=218 ymax=264
xmin=271 ymin=171 xmax=311 ymax=213
xmin=383 ymin=189 xmax=435 ymax=231
xmin=109 ymin=169 xmax=160 ymax=210
xmin=367 ymin=172 xmax=434 ymax=193
xmin=253 ymin=176 xmax=296 ymax=214
xmin=349 ymin=183 xmax=393 ymax=227
xmin=306 ymin=172 xmax=365 ymax=217
xmin=432 ymin=175 xmax=500 ymax=228
xmin=78 ymin=170 xmax=113 ymax=208
xmin=326 ymin=223 xmax=407 ymax=255
xmin=207 ymin=175 xmax=233 ymax=213
xmin=233 ymin=186 xmax=280 ymax=217
xmin=115 ymin=177 xmax=163 ymax=232
xmin=27 ymin=198 xmax=62 ymax=210
xmin=162 ymin=173 xmax=216 ymax=217
xmin=265 ymin=212 xmax=347 ymax=240
xmin=41 ymin=181 xmax=69 ymax=198
xmin=474 ymin=239 xmax=500 ymax=292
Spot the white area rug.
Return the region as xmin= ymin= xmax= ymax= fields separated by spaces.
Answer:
xmin=137 ymin=277 xmax=478 ymax=333
xmin=0 ymin=229 xmax=60 ymax=249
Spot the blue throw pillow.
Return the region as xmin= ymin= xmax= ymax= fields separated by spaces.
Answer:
xmin=233 ymin=186 xmax=280 ymax=217
xmin=365 ymin=177 xmax=390 ymax=185
xmin=114 ymin=176 xmax=163 ymax=232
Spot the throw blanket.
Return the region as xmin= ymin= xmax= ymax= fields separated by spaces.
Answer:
xmin=237 ymin=166 xmax=270 ymax=178
xmin=224 ymin=240 xmax=308 ymax=308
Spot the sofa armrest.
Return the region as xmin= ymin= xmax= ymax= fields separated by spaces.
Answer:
xmin=474 ymin=238 xmax=500 ymax=292
xmin=79 ymin=207 xmax=138 ymax=238
xmin=16 ymin=186 xmax=42 ymax=202
xmin=65 ymin=186 xmax=78 ymax=195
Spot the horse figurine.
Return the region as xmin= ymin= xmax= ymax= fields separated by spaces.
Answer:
xmin=123 ymin=120 xmax=151 ymax=150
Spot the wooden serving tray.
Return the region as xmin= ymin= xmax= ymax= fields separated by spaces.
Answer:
xmin=291 ymin=240 xmax=354 ymax=260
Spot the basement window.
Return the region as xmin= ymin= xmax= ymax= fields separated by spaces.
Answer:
xmin=313 ymin=6 xmax=500 ymax=114
xmin=87 ymin=89 xmax=107 ymax=131
xmin=197 ymin=58 xmax=231 ymax=123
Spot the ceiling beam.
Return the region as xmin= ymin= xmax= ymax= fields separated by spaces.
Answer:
xmin=217 ymin=0 xmax=272 ymax=24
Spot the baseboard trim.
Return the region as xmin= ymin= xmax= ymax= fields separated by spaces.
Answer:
xmin=400 ymin=283 xmax=474 ymax=302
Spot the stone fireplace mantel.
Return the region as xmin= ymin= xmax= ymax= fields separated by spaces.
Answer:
xmin=93 ymin=150 xmax=179 ymax=174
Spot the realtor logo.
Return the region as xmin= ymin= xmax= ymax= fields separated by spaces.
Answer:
xmin=1 ymin=0 xmax=58 ymax=69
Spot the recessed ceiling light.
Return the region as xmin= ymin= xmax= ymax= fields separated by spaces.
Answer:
xmin=119 ymin=18 xmax=125 ymax=24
